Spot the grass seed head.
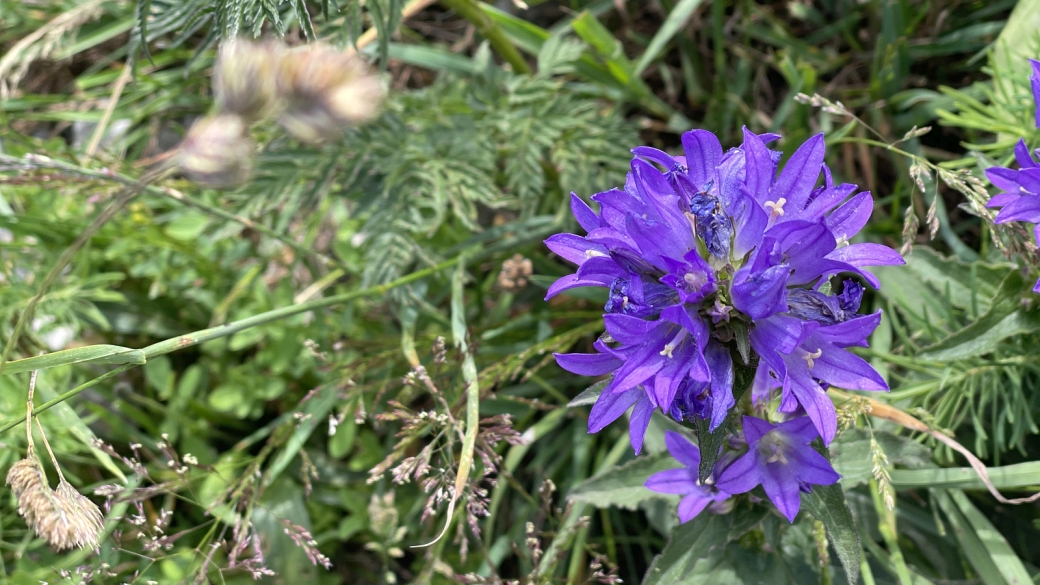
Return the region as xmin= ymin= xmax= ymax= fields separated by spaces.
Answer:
xmin=275 ymin=44 xmax=384 ymax=143
xmin=179 ymin=113 xmax=254 ymax=188
xmin=213 ymin=40 xmax=282 ymax=122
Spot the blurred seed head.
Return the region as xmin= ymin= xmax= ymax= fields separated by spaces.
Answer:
xmin=275 ymin=44 xmax=384 ymax=143
xmin=213 ymin=40 xmax=281 ymax=122
xmin=6 ymin=454 xmax=104 ymax=550
xmin=179 ymin=114 xmax=254 ymax=188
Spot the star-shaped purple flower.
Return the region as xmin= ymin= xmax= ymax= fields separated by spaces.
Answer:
xmin=645 ymin=431 xmax=731 ymax=522
xmin=715 ymin=416 xmax=841 ymax=522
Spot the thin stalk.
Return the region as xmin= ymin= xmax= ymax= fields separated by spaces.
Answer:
xmin=0 ymin=165 xmax=170 ymax=377
xmin=0 ymin=154 xmax=348 ymax=272
xmin=0 ymin=252 xmax=470 ymax=435
xmin=439 ymin=0 xmax=531 ymax=74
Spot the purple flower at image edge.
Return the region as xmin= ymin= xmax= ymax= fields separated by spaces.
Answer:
xmin=645 ymin=431 xmax=731 ymax=522
xmin=715 ymin=416 xmax=841 ymax=522
xmin=984 ymin=58 xmax=1040 ymax=293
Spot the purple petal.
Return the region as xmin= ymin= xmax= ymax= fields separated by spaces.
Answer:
xmin=742 ymin=127 xmax=775 ymax=203
xmin=1032 ymin=71 xmax=1040 ymax=129
xmin=825 ymin=191 xmax=874 ymax=241
xmin=816 ymin=311 xmax=882 ymax=348
xmin=630 ymin=394 xmax=655 ymax=454
xmin=665 ymin=430 xmax=701 ymax=469
xmin=732 ymin=262 xmax=790 ymax=320
xmin=714 ymin=451 xmax=762 ymax=495
xmin=570 ymin=193 xmax=601 ymax=233
xmin=742 ymin=415 xmax=777 ymax=445
xmin=788 ymin=448 xmax=841 ymax=487
xmin=760 ymin=465 xmax=802 ymax=522
xmin=646 ymin=468 xmax=696 ymax=494
xmin=603 ymin=313 xmax=658 ymax=344
xmin=776 ymin=415 xmax=821 ymax=445
xmin=752 ymin=361 xmax=779 ymax=404
xmin=994 ymin=194 xmax=1040 ymax=224
xmin=1015 ymin=139 xmax=1037 ymax=169
xmin=588 ymin=388 xmax=642 ymax=433
xmin=682 ymin=129 xmax=723 ymax=189
xmin=545 ymin=274 xmax=610 ymax=300
xmin=986 ymin=167 xmax=1021 ymax=192
xmin=554 ymin=352 xmax=622 ymax=376
xmin=730 ymin=187 xmax=770 ymax=257
xmin=705 ymin=341 xmax=734 ymax=431
xmin=545 ymin=233 xmax=603 ymax=265
xmin=801 ymin=183 xmax=857 ymax=221
xmin=678 ymin=493 xmax=714 ymax=523
xmin=811 ymin=345 xmax=889 ymax=392
xmin=1015 ymin=168 xmax=1040 ymax=192
xmin=825 ymin=243 xmax=905 ymax=269
xmin=787 ymin=374 xmax=837 ymax=445
xmin=632 ymin=146 xmax=678 ymax=172
xmin=773 ymin=133 xmax=825 ymax=211
xmin=610 ymin=344 xmax=666 ymax=393
xmin=987 ymin=193 xmax=1019 ymax=208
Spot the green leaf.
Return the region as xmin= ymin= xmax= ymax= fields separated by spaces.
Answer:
xmin=2 ymin=344 xmax=147 ymax=375
xmin=949 ymin=489 xmax=1032 ymax=585
xmin=801 ymin=483 xmax=861 ymax=585
xmin=890 ymin=461 xmax=1040 ymax=490
xmin=694 ymin=356 xmax=756 ymax=482
xmin=921 ymin=270 xmax=1040 ymax=361
xmin=902 ymin=247 xmax=1013 ymax=314
xmin=643 ymin=506 xmax=767 ymax=585
xmin=634 ymin=0 xmax=706 ymax=75
xmin=933 ymin=489 xmax=1011 ymax=585
xmin=568 ymin=452 xmax=679 ymax=510
xmin=830 ymin=428 xmax=932 ymax=490
xmin=567 ymin=378 xmax=608 ymax=407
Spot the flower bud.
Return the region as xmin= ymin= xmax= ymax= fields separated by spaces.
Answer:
xmin=179 ymin=114 xmax=254 ymax=188
xmin=275 ymin=44 xmax=384 ymax=143
xmin=212 ymin=40 xmax=281 ymax=122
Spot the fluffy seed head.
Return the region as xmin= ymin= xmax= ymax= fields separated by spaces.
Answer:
xmin=275 ymin=44 xmax=384 ymax=143
xmin=179 ymin=114 xmax=254 ymax=188
xmin=6 ymin=456 xmax=104 ymax=550
xmin=213 ymin=40 xmax=282 ymax=122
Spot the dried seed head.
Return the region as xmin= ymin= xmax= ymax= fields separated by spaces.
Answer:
xmin=213 ymin=40 xmax=282 ymax=122
xmin=275 ymin=44 xmax=384 ymax=143
xmin=498 ymin=254 xmax=534 ymax=290
xmin=179 ymin=114 xmax=254 ymax=188
xmin=6 ymin=457 xmax=105 ymax=550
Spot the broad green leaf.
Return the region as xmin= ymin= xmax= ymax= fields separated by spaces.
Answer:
xmin=902 ymin=247 xmax=1013 ymax=314
xmin=2 ymin=344 xmax=146 ymax=375
xmin=801 ymin=483 xmax=861 ymax=585
xmin=949 ymin=490 xmax=1032 ymax=585
xmin=890 ymin=461 xmax=1040 ymax=490
xmin=643 ymin=506 xmax=767 ymax=585
xmin=933 ymin=489 xmax=1009 ymax=585
xmin=568 ymin=452 xmax=679 ymax=510
xmin=634 ymin=0 xmax=707 ymax=75
xmin=567 ymin=378 xmax=608 ymax=407
xmin=921 ymin=271 xmax=1040 ymax=361
xmin=830 ymin=429 xmax=932 ymax=490
xmin=992 ymin=0 xmax=1040 ymax=100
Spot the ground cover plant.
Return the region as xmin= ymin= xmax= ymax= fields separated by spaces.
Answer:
xmin=5 ymin=0 xmax=1040 ymax=583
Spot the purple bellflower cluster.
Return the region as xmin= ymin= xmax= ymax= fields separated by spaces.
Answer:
xmin=546 ymin=127 xmax=903 ymax=522
xmin=985 ymin=59 xmax=1040 ymax=292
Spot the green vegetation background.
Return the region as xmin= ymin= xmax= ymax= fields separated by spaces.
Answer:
xmin=5 ymin=0 xmax=1040 ymax=583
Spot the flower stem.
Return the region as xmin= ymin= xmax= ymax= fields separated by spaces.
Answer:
xmin=439 ymin=0 xmax=531 ymax=75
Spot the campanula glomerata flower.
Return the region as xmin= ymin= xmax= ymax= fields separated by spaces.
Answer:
xmin=548 ymin=128 xmax=902 ymax=453
xmin=645 ymin=431 xmax=731 ymax=522
xmin=715 ymin=416 xmax=840 ymax=522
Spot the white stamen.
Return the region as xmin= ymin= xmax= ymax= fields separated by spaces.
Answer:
xmin=659 ymin=328 xmax=689 ymax=358
xmin=585 ymin=249 xmax=608 ymax=259
xmin=622 ymin=295 xmax=629 ymax=308
xmin=802 ymin=347 xmax=823 ymax=369
xmin=765 ymin=447 xmax=789 ymax=465
xmin=835 ymin=235 xmax=849 ymax=248
xmin=765 ymin=198 xmax=787 ymax=218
